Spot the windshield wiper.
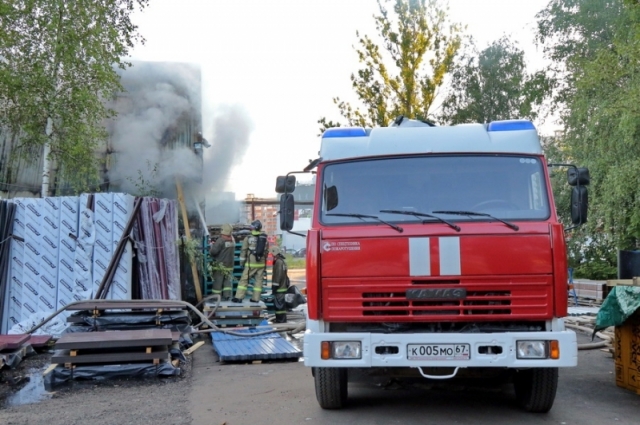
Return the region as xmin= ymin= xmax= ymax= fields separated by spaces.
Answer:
xmin=432 ymin=210 xmax=519 ymax=231
xmin=326 ymin=213 xmax=404 ymax=233
xmin=380 ymin=209 xmax=461 ymax=232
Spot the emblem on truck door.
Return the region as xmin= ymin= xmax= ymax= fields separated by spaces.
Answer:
xmin=406 ymin=288 xmax=467 ymax=300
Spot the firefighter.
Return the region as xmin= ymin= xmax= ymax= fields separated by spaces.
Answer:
xmin=270 ymin=246 xmax=289 ymax=323
xmin=232 ymin=220 xmax=268 ymax=303
xmin=209 ymin=224 xmax=236 ymax=301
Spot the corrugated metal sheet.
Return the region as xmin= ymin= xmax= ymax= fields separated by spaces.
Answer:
xmin=211 ymin=326 xmax=303 ymax=362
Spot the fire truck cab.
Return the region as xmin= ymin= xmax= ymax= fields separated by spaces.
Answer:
xmin=276 ymin=118 xmax=589 ymax=413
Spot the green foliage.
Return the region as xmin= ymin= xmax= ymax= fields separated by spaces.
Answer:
xmin=0 ymin=0 xmax=148 ymax=194
xmin=536 ymin=0 xmax=640 ymax=252
xmin=318 ymin=0 xmax=462 ymax=133
xmin=284 ymin=254 xmax=306 ymax=270
xmin=439 ymin=36 xmax=550 ymax=124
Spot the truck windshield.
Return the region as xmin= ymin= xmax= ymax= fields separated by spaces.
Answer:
xmin=320 ymin=155 xmax=550 ymax=225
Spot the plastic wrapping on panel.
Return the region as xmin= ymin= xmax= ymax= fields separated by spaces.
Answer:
xmin=0 ymin=344 xmax=36 ymax=369
xmin=68 ymin=310 xmax=190 ymax=326
xmin=44 ymin=362 xmax=181 ymax=389
xmin=9 ymin=311 xmax=68 ymax=337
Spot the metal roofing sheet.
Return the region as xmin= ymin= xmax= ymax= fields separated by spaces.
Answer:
xmin=211 ymin=327 xmax=302 ymax=362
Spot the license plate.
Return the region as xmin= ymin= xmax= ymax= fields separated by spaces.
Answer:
xmin=407 ymin=344 xmax=470 ymax=360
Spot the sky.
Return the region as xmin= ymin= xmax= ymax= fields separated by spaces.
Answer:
xmin=129 ymin=0 xmax=554 ymax=199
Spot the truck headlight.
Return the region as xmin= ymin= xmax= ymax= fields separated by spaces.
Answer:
xmin=516 ymin=340 xmax=548 ymax=359
xmin=321 ymin=341 xmax=362 ymax=359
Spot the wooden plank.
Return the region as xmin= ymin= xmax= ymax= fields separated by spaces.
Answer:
xmin=42 ymin=363 xmax=58 ymax=376
xmin=0 ymin=334 xmax=30 ymax=350
xmin=66 ymin=301 xmax=186 ymax=311
xmin=176 ymin=176 xmax=203 ymax=302
xmin=55 ymin=329 xmax=173 ymax=350
xmin=52 ymin=347 xmax=169 ymax=364
xmin=183 ymin=341 xmax=205 ymax=356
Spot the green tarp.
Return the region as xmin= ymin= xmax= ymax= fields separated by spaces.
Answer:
xmin=594 ymin=286 xmax=640 ymax=332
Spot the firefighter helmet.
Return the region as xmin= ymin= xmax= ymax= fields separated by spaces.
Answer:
xmin=251 ymin=220 xmax=262 ymax=231
xmin=221 ymin=224 xmax=233 ymax=236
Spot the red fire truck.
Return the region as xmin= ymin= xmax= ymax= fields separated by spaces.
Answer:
xmin=276 ymin=118 xmax=589 ymax=413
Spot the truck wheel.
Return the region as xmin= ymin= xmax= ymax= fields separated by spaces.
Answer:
xmin=314 ymin=367 xmax=348 ymax=409
xmin=513 ymin=368 xmax=558 ymax=413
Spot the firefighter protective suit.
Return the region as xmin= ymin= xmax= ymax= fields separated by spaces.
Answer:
xmin=209 ymin=224 xmax=236 ymax=300
xmin=233 ymin=221 xmax=268 ymax=302
xmin=270 ymin=246 xmax=289 ymax=323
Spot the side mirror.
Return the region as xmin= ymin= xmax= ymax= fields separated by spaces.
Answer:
xmin=280 ymin=194 xmax=295 ymax=231
xmin=567 ymin=167 xmax=590 ymax=186
xmin=275 ymin=175 xmax=296 ymax=194
xmin=570 ymin=186 xmax=588 ymax=224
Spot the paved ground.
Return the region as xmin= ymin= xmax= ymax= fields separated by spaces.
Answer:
xmin=1 ymin=330 xmax=639 ymax=425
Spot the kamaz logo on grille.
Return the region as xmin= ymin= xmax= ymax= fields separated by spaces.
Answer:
xmin=25 ymin=242 xmax=40 ymax=255
xmin=96 ymin=240 xmax=111 ymax=253
xmin=97 ymin=200 xmax=111 ymax=213
xmin=115 ymin=202 xmax=128 ymax=214
xmin=61 ymin=279 xmax=74 ymax=292
xmin=62 ymin=200 xmax=77 ymax=213
xmin=61 ymin=259 xmax=74 ymax=272
xmin=25 ymin=282 xmax=38 ymax=296
xmin=45 ymin=198 xmax=59 ymax=210
xmin=11 ymin=296 xmax=22 ymax=307
xmin=42 ymin=255 xmax=56 ymax=269
xmin=27 ymin=204 xmax=41 ymax=217
xmin=12 ymin=256 xmax=23 ymax=267
xmin=43 ymin=235 xmax=57 ymax=249
xmin=25 ymin=262 xmax=40 ymax=275
xmin=96 ymin=220 xmax=111 ymax=233
xmin=62 ymin=240 xmax=76 ymax=252
xmin=26 ymin=223 xmax=41 ymax=236
xmin=44 ymin=217 xmax=59 ymax=230
xmin=39 ymin=296 xmax=55 ymax=310
xmin=74 ymin=259 xmax=88 ymax=272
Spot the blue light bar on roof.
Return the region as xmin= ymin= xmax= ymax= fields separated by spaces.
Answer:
xmin=322 ymin=127 xmax=367 ymax=138
xmin=487 ymin=120 xmax=536 ymax=132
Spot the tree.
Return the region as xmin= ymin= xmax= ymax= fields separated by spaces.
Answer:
xmin=0 ymin=0 xmax=148 ymax=195
xmin=318 ymin=0 xmax=462 ymax=132
xmin=439 ymin=36 xmax=550 ymax=124
xmin=536 ymin=0 xmax=640 ymax=276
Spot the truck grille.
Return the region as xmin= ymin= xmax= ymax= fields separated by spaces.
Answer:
xmin=362 ymin=291 xmax=512 ymax=316
xmin=323 ymin=277 xmax=553 ymax=322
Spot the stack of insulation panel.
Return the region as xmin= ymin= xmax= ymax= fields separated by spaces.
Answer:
xmin=1 ymin=194 xmax=136 ymax=334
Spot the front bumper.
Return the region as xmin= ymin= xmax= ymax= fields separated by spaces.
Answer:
xmin=303 ymin=329 xmax=577 ymax=368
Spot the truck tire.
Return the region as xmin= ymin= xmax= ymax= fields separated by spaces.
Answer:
xmin=513 ymin=368 xmax=558 ymax=413
xmin=314 ymin=367 xmax=348 ymax=409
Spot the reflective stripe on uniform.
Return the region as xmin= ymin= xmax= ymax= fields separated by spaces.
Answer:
xmin=248 ymin=263 xmax=265 ymax=268
xmin=236 ymin=285 xmax=247 ymax=290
